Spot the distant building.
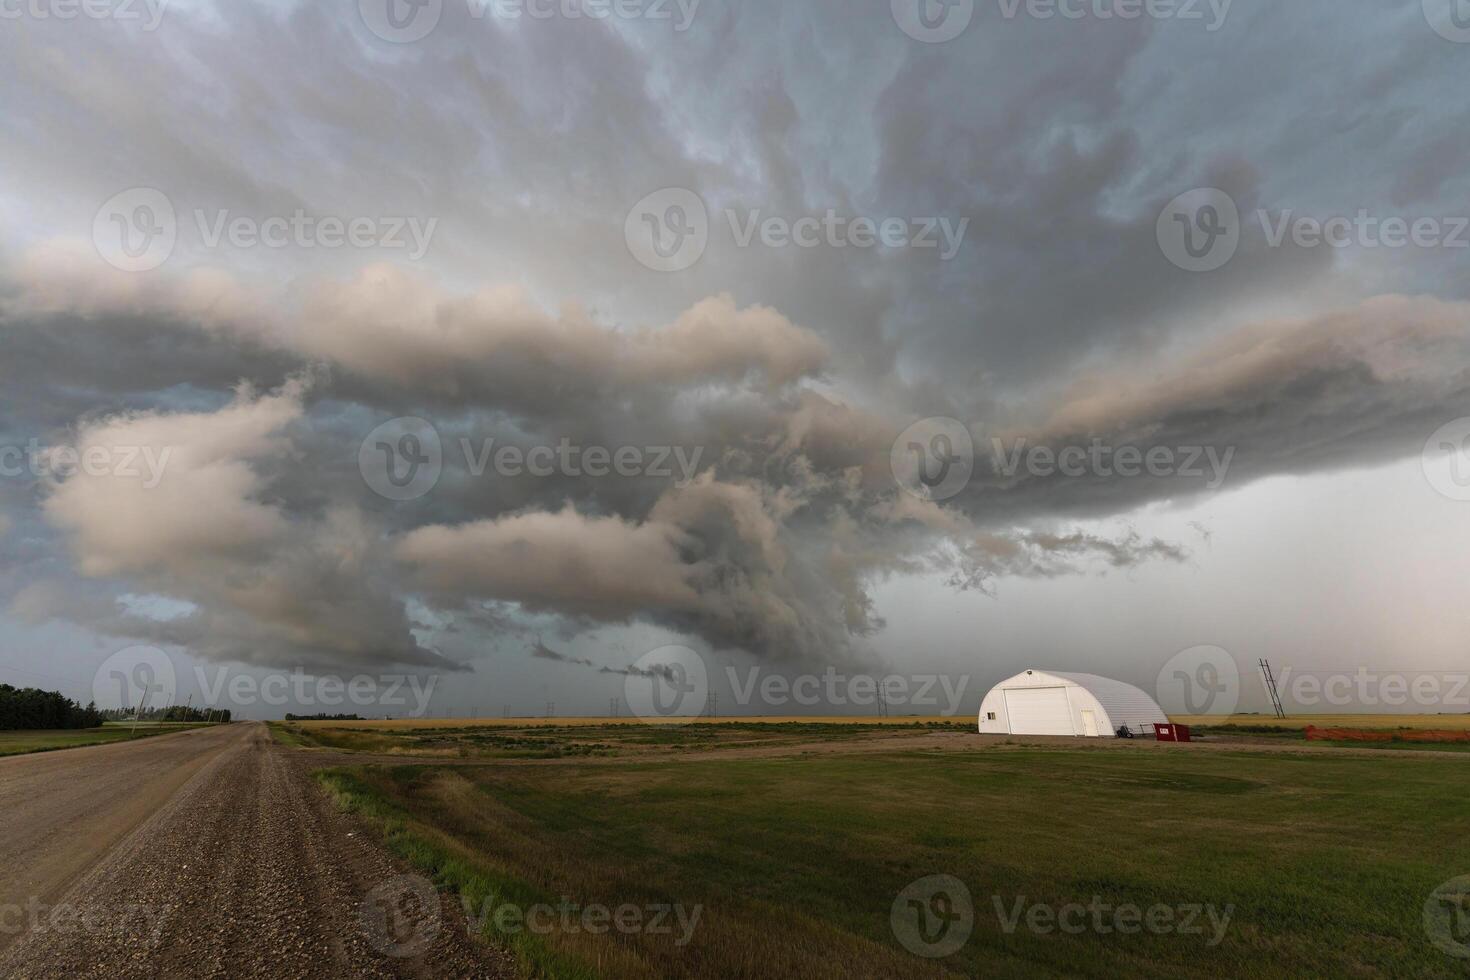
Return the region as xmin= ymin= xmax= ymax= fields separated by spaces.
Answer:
xmin=977 ymin=669 xmax=1168 ymax=737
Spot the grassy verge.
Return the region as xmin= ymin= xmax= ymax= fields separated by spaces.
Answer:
xmin=0 ymin=722 xmax=211 ymax=757
xmin=317 ymin=767 xmax=604 ymax=979
xmin=1197 ymin=724 xmax=1470 ymax=752
xmin=317 ymin=735 xmax=1470 ymax=978
xmin=266 ymin=721 xmax=311 ymax=748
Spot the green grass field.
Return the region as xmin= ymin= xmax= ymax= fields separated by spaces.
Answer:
xmin=313 ymin=724 xmax=1470 ymax=978
xmin=0 ymin=722 xmax=212 ymax=757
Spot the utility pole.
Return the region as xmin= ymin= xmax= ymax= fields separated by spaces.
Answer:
xmin=131 ymin=687 xmax=151 ymax=737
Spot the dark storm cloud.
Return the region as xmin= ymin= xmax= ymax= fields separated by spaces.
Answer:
xmin=0 ymin=0 xmax=1466 ymax=674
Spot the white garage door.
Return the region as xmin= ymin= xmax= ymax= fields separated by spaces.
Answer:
xmin=1003 ymin=688 xmax=1074 ymax=735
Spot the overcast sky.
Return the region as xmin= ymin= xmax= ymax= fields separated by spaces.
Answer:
xmin=2 ymin=0 xmax=1468 ymax=719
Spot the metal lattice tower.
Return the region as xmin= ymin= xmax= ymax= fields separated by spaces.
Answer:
xmin=1259 ymin=659 xmax=1287 ymax=718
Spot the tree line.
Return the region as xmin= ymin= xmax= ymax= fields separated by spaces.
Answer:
xmin=98 ymin=705 xmax=232 ymax=723
xmin=0 ymin=684 xmax=104 ymax=730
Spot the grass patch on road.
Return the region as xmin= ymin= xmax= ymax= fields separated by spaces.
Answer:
xmin=0 ymin=722 xmax=211 ymax=757
xmin=317 ymin=734 xmax=1470 ymax=979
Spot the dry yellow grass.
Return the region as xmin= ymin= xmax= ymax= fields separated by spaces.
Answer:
xmin=292 ymin=715 xmax=962 ymax=730
xmin=1172 ymin=713 xmax=1470 ymax=730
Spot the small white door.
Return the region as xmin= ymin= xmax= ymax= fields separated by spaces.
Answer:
xmin=1080 ymin=709 xmax=1099 ymax=737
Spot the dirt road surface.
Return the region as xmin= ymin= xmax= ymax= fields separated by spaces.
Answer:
xmin=0 ymin=723 xmax=513 ymax=979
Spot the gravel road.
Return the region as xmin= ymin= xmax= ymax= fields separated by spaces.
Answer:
xmin=0 ymin=723 xmax=514 ymax=979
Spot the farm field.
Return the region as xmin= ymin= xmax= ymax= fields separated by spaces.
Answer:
xmin=310 ymin=722 xmax=1470 ymax=979
xmin=0 ymin=721 xmax=213 ymax=757
xmin=1175 ymin=714 xmax=1470 ymax=731
xmin=278 ymin=718 xmax=971 ymax=759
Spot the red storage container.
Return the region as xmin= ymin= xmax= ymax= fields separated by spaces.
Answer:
xmin=1154 ymin=723 xmax=1191 ymax=742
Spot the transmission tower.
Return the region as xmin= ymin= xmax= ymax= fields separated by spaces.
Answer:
xmin=1259 ymin=659 xmax=1287 ymax=718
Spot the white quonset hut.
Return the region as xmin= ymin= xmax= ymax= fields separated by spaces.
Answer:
xmin=977 ymin=669 xmax=1170 ymax=737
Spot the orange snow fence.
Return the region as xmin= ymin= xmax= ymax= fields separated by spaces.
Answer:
xmin=1305 ymin=725 xmax=1470 ymax=743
